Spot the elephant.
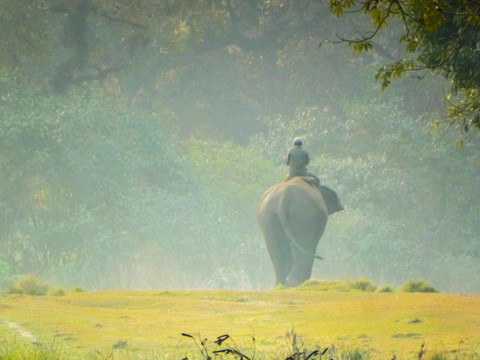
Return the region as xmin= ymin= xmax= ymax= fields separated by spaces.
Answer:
xmin=257 ymin=176 xmax=343 ymax=287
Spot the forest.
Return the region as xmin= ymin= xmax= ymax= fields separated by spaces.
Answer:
xmin=0 ymin=0 xmax=479 ymax=293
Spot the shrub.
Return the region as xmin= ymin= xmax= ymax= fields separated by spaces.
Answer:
xmin=429 ymin=352 xmax=450 ymax=360
xmin=300 ymin=279 xmax=379 ymax=292
xmin=348 ymin=279 xmax=377 ymax=292
xmin=299 ymin=280 xmax=351 ymax=291
xmin=8 ymin=274 xmax=49 ymax=296
xmin=70 ymin=286 xmax=85 ymax=293
xmin=378 ymin=284 xmax=395 ymax=293
xmin=47 ymin=287 xmax=66 ymax=296
xmin=401 ymin=280 xmax=438 ymax=293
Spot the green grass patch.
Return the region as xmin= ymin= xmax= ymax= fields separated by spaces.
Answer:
xmin=0 ymin=337 xmax=66 ymax=359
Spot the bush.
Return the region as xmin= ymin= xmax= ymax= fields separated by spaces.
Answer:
xmin=348 ymin=279 xmax=377 ymax=292
xmin=47 ymin=287 xmax=66 ymax=296
xmin=401 ymin=280 xmax=438 ymax=293
xmin=70 ymin=286 xmax=85 ymax=293
xmin=299 ymin=279 xmax=378 ymax=292
xmin=429 ymin=352 xmax=450 ymax=360
xmin=8 ymin=274 xmax=49 ymax=296
xmin=378 ymin=284 xmax=395 ymax=293
xmin=299 ymin=280 xmax=351 ymax=291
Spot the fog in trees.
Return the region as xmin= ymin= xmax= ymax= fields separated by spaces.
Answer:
xmin=0 ymin=1 xmax=478 ymax=293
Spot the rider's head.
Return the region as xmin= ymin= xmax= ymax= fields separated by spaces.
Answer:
xmin=293 ymin=137 xmax=303 ymax=146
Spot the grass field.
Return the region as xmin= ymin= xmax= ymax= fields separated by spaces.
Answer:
xmin=0 ymin=287 xmax=479 ymax=359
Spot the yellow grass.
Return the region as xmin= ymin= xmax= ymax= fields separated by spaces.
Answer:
xmin=0 ymin=289 xmax=479 ymax=359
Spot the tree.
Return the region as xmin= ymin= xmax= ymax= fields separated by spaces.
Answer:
xmin=2 ymin=0 xmax=450 ymax=142
xmin=329 ymin=0 xmax=480 ymax=130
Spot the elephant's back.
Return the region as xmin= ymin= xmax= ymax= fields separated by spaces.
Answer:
xmin=257 ymin=184 xmax=280 ymax=221
xmin=257 ymin=181 xmax=292 ymax=214
xmin=258 ymin=178 xmax=328 ymax=219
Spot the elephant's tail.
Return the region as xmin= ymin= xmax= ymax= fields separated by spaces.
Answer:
xmin=276 ymin=199 xmax=323 ymax=261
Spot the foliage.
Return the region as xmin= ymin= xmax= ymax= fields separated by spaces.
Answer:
xmin=7 ymin=275 xmax=43 ymax=296
xmin=1 ymin=0 xmax=448 ymax=143
xmin=181 ymin=330 xmax=369 ymax=360
xmin=252 ymin=101 xmax=480 ymax=293
xmin=378 ymin=285 xmax=394 ymax=293
xmin=1 ymin=67 xmax=478 ymax=292
xmin=0 ymin=78 xmax=279 ymax=289
xmin=47 ymin=287 xmax=66 ymax=297
xmin=0 ymin=257 xmax=11 ymax=289
xmin=329 ymin=0 xmax=480 ymax=130
xmin=0 ymin=1 xmax=349 ymax=142
xmin=181 ymin=138 xmax=280 ymax=288
xmin=70 ymin=286 xmax=85 ymax=293
xmin=299 ymin=279 xmax=377 ymax=292
xmin=0 ymin=1 xmax=479 ymax=294
xmin=299 ymin=280 xmax=352 ymax=292
xmin=0 ymin=334 xmax=474 ymax=360
xmin=182 ymin=333 xmax=255 ymax=360
xmin=0 ymin=339 xmax=66 ymax=360
xmin=348 ymin=279 xmax=377 ymax=292
xmin=0 ymin=77 xmax=198 ymax=289
xmin=0 ymin=2 xmax=51 ymax=69
xmin=283 ymin=329 xmax=330 ymax=360
xmin=401 ymin=280 xmax=438 ymax=293
xmin=7 ymin=274 xmax=49 ymax=296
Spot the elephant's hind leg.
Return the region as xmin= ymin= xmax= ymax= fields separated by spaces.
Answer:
xmin=274 ymin=242 xmax=292 ymax=286
xmin=285 ymin=231 xmax=320 ymax=287
xmin=285 ymin=255 xmax=314 ymax=287
xmin=263 ymin=215 xmax=292 ymax=286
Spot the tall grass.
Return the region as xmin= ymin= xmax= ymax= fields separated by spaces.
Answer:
xmin=0 ymin=338 xmax=65 ymax=360
xmin=0 ymin=334 xmax=478 ymax=360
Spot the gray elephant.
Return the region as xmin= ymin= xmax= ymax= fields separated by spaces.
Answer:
xmin=257 ymin=176 xmax=343 ymax=287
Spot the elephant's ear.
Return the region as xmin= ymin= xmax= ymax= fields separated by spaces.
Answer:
xmin=320 ymin=185 xmax=344 ymax=215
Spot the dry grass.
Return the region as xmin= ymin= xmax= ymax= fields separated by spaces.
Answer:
xmin=0 ymin=288 xmax=479 ymax=359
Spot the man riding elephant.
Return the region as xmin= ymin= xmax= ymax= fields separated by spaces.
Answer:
xmin=286 ymin=137 xmax=320 ymax=187
xmin=258 ymin=137 xmax=342 ymax=286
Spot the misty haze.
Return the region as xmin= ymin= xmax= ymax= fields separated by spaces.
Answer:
xmin=0 ymin=1 xmax=479 ymax=295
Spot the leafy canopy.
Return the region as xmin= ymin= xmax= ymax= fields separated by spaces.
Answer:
xmin=330 ymin=0 xmax=480 ymax=130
